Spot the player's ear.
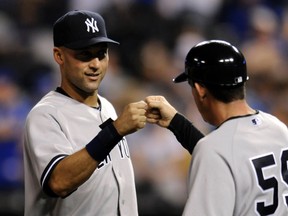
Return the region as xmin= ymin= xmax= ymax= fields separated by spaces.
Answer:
xmin=53 ymin=47 xmax=64 ymax=65
xmin=194 ymin=82 xmax=207 ymax=100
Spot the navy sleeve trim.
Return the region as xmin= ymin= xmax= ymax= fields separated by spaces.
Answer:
xmin=40 ymin=154 xmax=68 ymax=197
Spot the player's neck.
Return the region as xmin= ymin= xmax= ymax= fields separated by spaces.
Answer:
xmin=214 ymin=100 xmax=255 ymax=126
xmin=57 ymin=86 xmax=100 ymax=108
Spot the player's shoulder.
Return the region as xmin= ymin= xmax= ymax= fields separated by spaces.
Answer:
xmin=98 ymin=94 xmax=112 ymax=107
xmin=257 ymin=110 xmax=287 ymax=130
xmin=195 ymin=110 xmax=287 ymax=148
xmin=98 ymin=94 xmax=116 ymax=112
xmin=259 ymin=110 xmax=282 ymax=122
xmin=27 ymin=91 xmax=73 ymax=118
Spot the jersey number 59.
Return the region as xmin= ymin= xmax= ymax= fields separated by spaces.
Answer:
xmin=251 ymin=149 xmax=288 ymax=216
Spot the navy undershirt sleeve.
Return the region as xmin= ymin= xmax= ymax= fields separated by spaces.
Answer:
xmin=168 ymin=113 xmax=204 ymax=154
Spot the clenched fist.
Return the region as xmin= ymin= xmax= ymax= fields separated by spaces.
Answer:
xmin=113 ymin=100 xmax=148 ymax=136
xmin=145 ymin=95 xmax=177 ymax=128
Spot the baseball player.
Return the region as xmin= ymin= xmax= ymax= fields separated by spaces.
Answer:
xmin=23 ymin=10 xmax=147 ymax=215
xmin=145 ymin=40 xmax=288 ymax=215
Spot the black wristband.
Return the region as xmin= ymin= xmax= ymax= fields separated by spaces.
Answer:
xmin=86 ymin=118 xmax=123 ymax=162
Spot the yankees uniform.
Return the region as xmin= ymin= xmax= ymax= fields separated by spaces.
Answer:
xmin=169 ymin=39 xmax=288 ymax=215
xmin=182 ymin=111 xmax=288 ymax=215
xmin=23 ymin=90 xmax=138 ymax=216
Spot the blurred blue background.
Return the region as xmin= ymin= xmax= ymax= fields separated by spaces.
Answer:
xmin=1 ymin=0 xmax=288 ymax=215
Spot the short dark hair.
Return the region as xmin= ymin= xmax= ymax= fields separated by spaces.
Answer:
xmin=189 ymin=80 xmax=246 ymax=103
xmin=205 ymin=83 xmax=246 ymax=103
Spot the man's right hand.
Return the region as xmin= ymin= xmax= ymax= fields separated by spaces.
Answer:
xmin=113 ymin=100 xmax=148 ymax=136
xmin=145 ymin=95 xmax=177 ymax=128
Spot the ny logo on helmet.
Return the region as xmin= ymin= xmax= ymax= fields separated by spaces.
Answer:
xmin=85 ymin=18 xmax=99 ymax=33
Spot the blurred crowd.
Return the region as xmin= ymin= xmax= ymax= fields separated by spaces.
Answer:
xmin=1 ymin=0 xmax=288 ymax=215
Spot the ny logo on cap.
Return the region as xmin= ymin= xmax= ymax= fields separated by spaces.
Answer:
xmin=85 ymin=18 xmax=99 ymax=33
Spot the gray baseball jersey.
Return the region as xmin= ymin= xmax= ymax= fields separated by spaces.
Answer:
xmin=23 ymin=91 xmax=138 ymax=216
xmin=183 ymin=111 xmax=288 ymax=216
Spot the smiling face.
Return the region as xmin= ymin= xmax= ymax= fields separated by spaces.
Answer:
xmin=54 ymin=43 xmax=109 ymax=99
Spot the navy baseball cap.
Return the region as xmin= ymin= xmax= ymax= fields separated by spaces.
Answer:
xmin=53 ymin=10 xmax=119 ymax=49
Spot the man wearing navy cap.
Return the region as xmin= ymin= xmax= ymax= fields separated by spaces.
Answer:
xmin=23 ymin=10 xmax=147 ymax=216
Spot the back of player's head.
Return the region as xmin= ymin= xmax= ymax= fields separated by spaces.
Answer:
xmin=173 ymin=40 xmax=248 ymax=88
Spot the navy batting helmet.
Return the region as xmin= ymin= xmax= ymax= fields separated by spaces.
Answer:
xmin=173 ymin=40 xmax=249 ymax=87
